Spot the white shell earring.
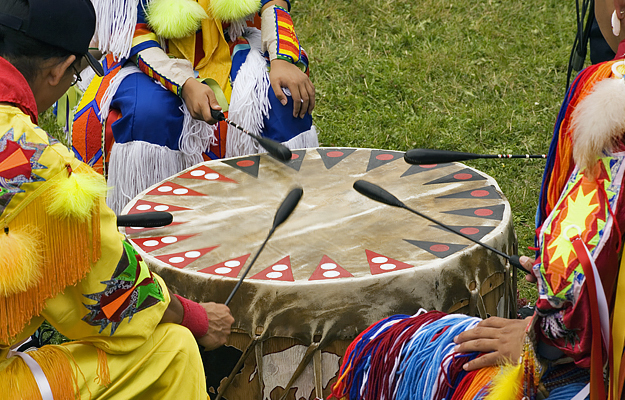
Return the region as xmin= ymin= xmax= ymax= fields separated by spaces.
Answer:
xmin=613 ymin=10 xmax=621 ymax=36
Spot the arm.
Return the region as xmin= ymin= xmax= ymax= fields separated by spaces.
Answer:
xmin=261 ymin=0 xmax=315 ymax=118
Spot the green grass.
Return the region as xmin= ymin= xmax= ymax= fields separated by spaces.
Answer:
xmin=40 ymin=0 xmax=579 ymax=303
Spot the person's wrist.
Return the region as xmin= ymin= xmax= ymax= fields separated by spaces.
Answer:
xmin=173 ymin=294 xmax=209 ymax=338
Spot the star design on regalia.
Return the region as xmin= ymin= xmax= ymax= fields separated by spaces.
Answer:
xmin=0 ymin=130 xmax=47 ymax=212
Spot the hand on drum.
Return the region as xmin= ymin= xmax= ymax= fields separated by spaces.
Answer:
xmin=453 ymin=316 xmax=532 ymax=371
xmin=269 ymin=58 xmax=315 ymax=119
xmin=196 ymin=302 xmax=235 ymax=350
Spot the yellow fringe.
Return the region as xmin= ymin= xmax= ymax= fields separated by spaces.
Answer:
xmin=0 ymin=192 xmax=102 ymax=342
xmin=0 ymin=226 xmax=42 ymax=296
xmin=0 ymin=346 xmax=79 ymax=400
xmin=95 ymin=347 xmax=110 ymax=387
xmin=47 ymin=165 xmax=108 ymax=221
xmin=484 ymin=363 xmax=524 ymax=400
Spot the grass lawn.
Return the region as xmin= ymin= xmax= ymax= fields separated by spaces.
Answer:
xmin=40 ymin=0 xmax=579 ymax=304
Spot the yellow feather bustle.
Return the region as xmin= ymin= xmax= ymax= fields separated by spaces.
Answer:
xmin=47 ymin=165 xmax=108 ymax=221
xmin=0 ymin=227 xmax=42 ymax=297
xmin=484 ymin=362 xmax=524 ymax=400
xmin=208 ymin=0 xmax=261 ymax=22
xmin=146 ymin=0 xmax=208 ymax=39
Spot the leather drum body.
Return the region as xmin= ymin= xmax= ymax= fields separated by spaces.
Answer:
xmin=121 ymin=147 xmax=517 ymax=400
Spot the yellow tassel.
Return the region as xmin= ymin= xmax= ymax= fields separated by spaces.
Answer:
xmin=146 ymin=0 xmax=208 ymax=39
xmin=484 ymin=362 xmax=524 ymax=400
xmin=95 ymin=347 xmax=111 ymax=387
xmin=208 ymin=0 xmax=260 ymax=21
xmin=47 ymin=165 xmax=108 ymax=221
xmin=0 ymin=226 xmax=42 ymax=296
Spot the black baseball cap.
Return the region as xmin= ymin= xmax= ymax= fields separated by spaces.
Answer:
xmin=0 ymin=0 xmax=104 ymax=76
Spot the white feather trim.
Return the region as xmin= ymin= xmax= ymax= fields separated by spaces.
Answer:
xmin=179 ymin=100 xmax=217 ymax=156
xmin=227 ymin=14 xmax=255 ymax=40
xmin=106 ymin=141 xmax=202 ymax=213
xmin=91 ymin=0 xmax=141 ymax=60
xmin=572 ymin=77 xmax=625 ymax=174
xmin=99 ymin=65 xmax=141 ymax=123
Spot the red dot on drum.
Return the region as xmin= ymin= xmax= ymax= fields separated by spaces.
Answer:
xmin=460 ymin=227 xmax=480 ymax=235
xmin=291 ymin=153 xmax=300 ymax=160
xmin=376 ymin=154 xmax=394 ymax=161
xmin=237 ymin=160 xmax=255 ymax=167
xmin=421 ymin=164 xmax=437 ymax=168
xmin=430 ymin=244 xmax=450 ymax=252
xmin=470 ymin=190 xmax=489 ymax=197
xmin=327 ymin=151 xmax=344 ymax=158
xmin=454 ymin=173 xmax=473 ymax=180
xmin=474 ymin=209 xmax=494 ymax=216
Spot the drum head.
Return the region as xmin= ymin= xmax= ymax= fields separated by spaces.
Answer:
xmin=122 ymin=148 xmax=515 ymax=344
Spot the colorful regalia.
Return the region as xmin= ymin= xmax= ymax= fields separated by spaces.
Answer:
xmin=0 ymin=56 xmax=207 ymax=399
xmin=331 ymin=50 xmax=625 ymax=400
xmin=72 ymin=0 xmax=318 ymax=213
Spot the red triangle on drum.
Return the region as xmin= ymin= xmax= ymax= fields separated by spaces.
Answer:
xmin=156 ymin=246 xmax=219 ymax=269
xmin=198 ymin=253 xmax=250 ymax=278
xmin=222 ymin=155 xmax=260 ymax=178
xmin=443 ymin=204 xmax=505 ymax=221
xmin=130 ymin=234 xmax=198 ymax=253
xmin=401 ymin=163 xmax=450 ymax=177
xmin=124 ymin=221 xmax=186 ymax=235
xmin=127 ymin=200 xmax=192 ymax=215
xmin=366 ymin=150 xmax=403 ymax=172
xmin=424 ymin=168 xmax=486 ymax=185
xmin=403 ymin=240 xmax=468 ymax=259
xmin=366 ymin=250 xmax=414 ymax=275
xmin=249 ymin=256 xmax=294 ymax=281
xmin=178 ymin=166 xmax=237 ymax=183
xmin=317 ymin=148 xmax=356 ymax=169
xmin=309 ymin=255 xmax=353 ymax=280
xmin=281 ymin=149 xmax=306 ymax=171
xmin=146 ymin=181 xmax=206 ymax=196
xmin=436 ymin=185 xmax=501 ymax=200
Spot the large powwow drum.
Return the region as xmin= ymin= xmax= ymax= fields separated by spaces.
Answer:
xmin=121 ymin=147 xmax=517 ymax=400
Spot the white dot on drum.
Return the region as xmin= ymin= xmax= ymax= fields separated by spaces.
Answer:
xmin=215 ymin=267 xmax=232 ymax=274
xmin=266 ymin=272 xmax=283 ymax=279
xmin=161 ymin=236 xmax=178 ymax=244
xmin=372 ymin=257 xmax=388 ymax=264
xmin=158 ymin=186 xmax=173 ymax=192
xmin=225 ymin=260 xmax=241 ymax=268
xmin=154 ymin=205 xmax=169 ymax=211
xmin=169 ymin=257 xmax=185 ymax=263
xmin=190 ymin=170 xmax=205 ymax=176
xmin=323 ymin=270 xmax=341 ymax=278
xmin=320 ymin=263 xmax=337 ymax=270
xmin=143 ymin=240 xmax=159 ymax=247
xmin=272 ymin=264 xmax=289 ymax=271
xmin=380 ymin=263 xmax=396 ymax=270
xmin=173 ymin=188 xmax=188 ymax=195
xmin=185 ymin=251 xmax=201 ymax=258
xmin=204 ymin=173 xmax=220 ymax=180
xmin=136 ymin=204 xmax=151 ymax=211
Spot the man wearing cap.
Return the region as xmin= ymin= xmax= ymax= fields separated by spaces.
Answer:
xmin=0 ymin=0 xmax=233 ymax=398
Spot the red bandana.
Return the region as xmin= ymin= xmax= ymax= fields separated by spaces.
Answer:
xmin=0 ymin=56 xmax=38 ymax=124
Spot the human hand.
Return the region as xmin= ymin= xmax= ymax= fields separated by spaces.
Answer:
xmin=519 ymin=255 xmax=537 ymax=283
xmin=196 ymin=302 xmax=235 ymax=350
xmin=269 ymin=59 xmax=315 ymax=119
xmin=181 ymin=78 xmax=221 ymax=124
xmin=453 ymin=316 xmax=532 ymax=371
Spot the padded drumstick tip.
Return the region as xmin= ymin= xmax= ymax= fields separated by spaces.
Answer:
xmin=353 ymin=180 xmax=405 ymax=208
xmin=256 ymin=136 xmax=293 ymax=162
xmin=116 ymin=211 xmax=173 ymax=227
xmin=272 ymin=187 xmax=303 ymax=229
xmin=404 ymin=149 xmax=483 ymax=165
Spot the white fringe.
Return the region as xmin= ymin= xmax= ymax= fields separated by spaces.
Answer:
xmin=92 ymin=0 xmax=140 ymax=60
xmin=225 ymin=28 xmax=271 ymax=158
xmin=99 ymin=65 xmax=141 ymax=123
xmin=572 ymin=77 xmax=625 ymax=175
xmin=77 ymin=66 xmax=96 ymax=92
xmin=227 ymin=14 xmax=255 ymax=40
xmin=179 ymin=100 xmax=217 ymax=156
xmin=106 ymin=141 xmax=203 ymax=213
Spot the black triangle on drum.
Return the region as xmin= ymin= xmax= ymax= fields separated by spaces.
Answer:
xmin=280 ymin=149 xmax=306 ymax=171
xmin=443 ymin=204 xmax=505 ymax=220
xmin=222 ymin=155 xmax=261 ymax=178
xmin=366 ymin=150 xmax=403 ymax=172
xmin=436 ymin=185 xmax=501 ymax=200
xmin=401 ymin=163 xmax=450 ymax=177
xmin=430 ymin=225 xmax=495 ymax=241
xmin=403 ymin=239 xmax=468 ymax=258
xmin=424 ymin=168 xmax=487 ymax=185
xmin=317 ymin=148 xmax=356 ymax=169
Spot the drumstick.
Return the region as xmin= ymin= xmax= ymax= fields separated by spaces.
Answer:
xmin=224 ymin=187 xmax=303 ymax=306
xmin=210 ymin=109 xmax=292 ymax=162
xmin=116 ymin=211 xmax=173 ymax=227
xmin=404 ymin=148 xmax=546 ymax=165
xmin=353 ymin=180 xmax=524 ymax=272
